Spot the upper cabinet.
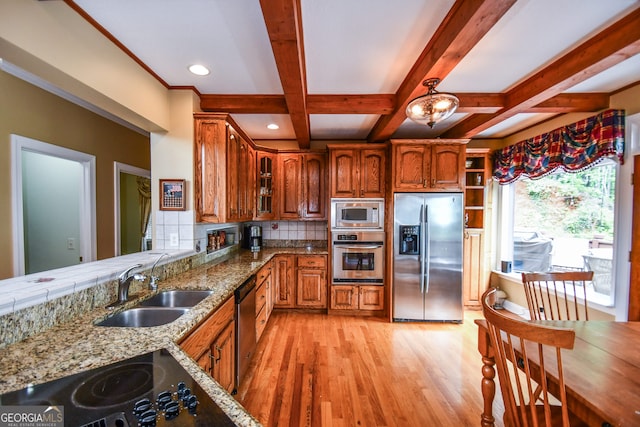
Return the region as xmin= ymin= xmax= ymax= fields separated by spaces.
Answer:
xmin=390 ymin=139 xmax=468 ymax=192
xmin=194 ymin=113 xmax=255 ymax=223
xmin=328 ymin=144 xmax=386 ymax=198
xmin=255 ymin=151 xmax=277 ymax=220
xmin=279 ymin=152 xmax=327 ymax=220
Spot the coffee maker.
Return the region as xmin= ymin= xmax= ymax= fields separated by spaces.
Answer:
xmin=242 ymin=225 xmax=262 ymax=252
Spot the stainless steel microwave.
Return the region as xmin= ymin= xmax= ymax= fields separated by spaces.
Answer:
xmin=330 ymin=198 xmax=384 ymax=229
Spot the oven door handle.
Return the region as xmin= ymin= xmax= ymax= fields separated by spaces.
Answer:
xmin=334 ymin=244 xmax=383 ymax=250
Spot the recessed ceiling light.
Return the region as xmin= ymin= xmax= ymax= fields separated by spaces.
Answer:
xmin=188 ymin=64 xmax=210 ymax=76
xmin=267 ymin=123 xmax=279 ymax=130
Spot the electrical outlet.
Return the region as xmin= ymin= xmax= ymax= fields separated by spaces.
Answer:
xmin=170 ymin=233 xmax=179 ymax=247
xmin=67 ymin=238 xmax=75 ymax=250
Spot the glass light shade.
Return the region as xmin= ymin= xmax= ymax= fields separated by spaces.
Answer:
xmin=406 ymin=92 xmax=459 ymax=128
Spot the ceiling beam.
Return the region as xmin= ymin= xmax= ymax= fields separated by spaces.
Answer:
xmin=527 ymin=93 xmax=610 ymax=113
xmin=442 ymin=7 xmax=640 ymax=139
xmin=306 ymin=94 xmax=395 ymax=114
xmin=260 ymin=0 xmax=310 ymax=148
xmin=200 ymin=95 xmax=289 ymax=114
xmin=198 ymin=92 xmax=608 ymax=115
xmin=367 ymin=0 xmax=517 ymax=142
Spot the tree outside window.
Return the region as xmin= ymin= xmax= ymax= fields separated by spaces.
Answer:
xmin=512 ymin=160 xmax=616 ymax=296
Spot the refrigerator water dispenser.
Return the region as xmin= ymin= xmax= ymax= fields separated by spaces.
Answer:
xmin=400 ymin=225 xmax=420 ymax=255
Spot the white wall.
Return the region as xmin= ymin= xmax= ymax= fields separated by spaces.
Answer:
xmin=151 ymin=90 xmax=201 ymax=250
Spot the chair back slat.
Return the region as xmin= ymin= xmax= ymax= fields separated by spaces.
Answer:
xmin=522 ymin=272 xmax=593 ymax=321
xmin=482 ymin=289 xmax=576 ymax=427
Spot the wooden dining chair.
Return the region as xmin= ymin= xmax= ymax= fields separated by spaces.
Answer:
xmin=482 ymin=288 xmax=582 ymax=427
xmin=521 ymin=271 xmax=593 ymax=321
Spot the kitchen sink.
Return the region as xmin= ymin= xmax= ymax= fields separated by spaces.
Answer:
xmin=95 ymin=307 xmax=190 ymax=327
xmin=136 ymin=290 xmax=214 ymax=308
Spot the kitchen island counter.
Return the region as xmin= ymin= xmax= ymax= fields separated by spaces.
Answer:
xmin=0 ymin=246 xmax=327 ymax=426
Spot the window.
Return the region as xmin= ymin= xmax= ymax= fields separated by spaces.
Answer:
xmin=498 ymin=160 xmax=617 ymax=303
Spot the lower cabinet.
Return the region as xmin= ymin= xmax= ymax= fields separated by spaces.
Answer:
xmin=463 ymin=229 xmax=486 ymax=308
xmin=179 ymin=296 xmax=235 ymax=393
xmin=273 ymin=255 xmax=295 ymax=307
xmin=296 ymin=255 xmax=327 ymax=308
xmin=330 ymin=285 xmax=384 ymax=311
xmin=274 ymin=254 xmax=327 ymax=309
xmin=255 ymin=260 xmax=273 ymax=341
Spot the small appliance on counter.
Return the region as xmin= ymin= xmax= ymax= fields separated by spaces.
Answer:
xmin=242 ymin=225 xmax=262 ymax=252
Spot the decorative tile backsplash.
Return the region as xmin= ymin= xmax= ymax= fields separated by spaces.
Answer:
xmin=258 ymin=221 xmax=328 ymax=241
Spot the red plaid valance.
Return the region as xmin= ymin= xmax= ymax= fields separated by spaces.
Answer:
xmin=493 ymin=109 xmax=625 ymax=184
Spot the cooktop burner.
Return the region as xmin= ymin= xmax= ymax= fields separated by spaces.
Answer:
xmin=0 ymin=349 xmax=236 ymax=427
xmin=72 ymin=362 xmax=159 ymax=408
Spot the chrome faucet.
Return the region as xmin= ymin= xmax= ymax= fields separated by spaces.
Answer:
xmin=149 ymin=253 xmax=169 ymax=291
xmin=109 ymin=264 xmax=146 ymax=307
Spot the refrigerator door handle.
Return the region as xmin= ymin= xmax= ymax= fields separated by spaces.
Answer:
xmin=424 ymin=203 xmax=430 ymax=293
xmin=419 ymin=204 xmax=425 ymax=294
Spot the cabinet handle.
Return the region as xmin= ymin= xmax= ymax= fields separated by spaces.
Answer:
xmin=214 ymin=345 xmax=222 ymax=364
xmin=432 ymin=179 xmax=436 ymax=187
xmin=360 ymin=189 xmax=364 ymax=197
xmin=423 ymin=178 xmax=427 ymax=188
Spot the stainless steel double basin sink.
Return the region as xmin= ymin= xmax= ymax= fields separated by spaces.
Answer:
xmin=96 ymin=290 xmax=214 ymax=327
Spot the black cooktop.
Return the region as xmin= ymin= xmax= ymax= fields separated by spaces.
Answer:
xmin=0 ymin=349 xmax=236 ymax=427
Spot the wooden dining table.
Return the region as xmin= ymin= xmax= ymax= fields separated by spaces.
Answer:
xmin=475 ymin=318 xmax=640 ymax=427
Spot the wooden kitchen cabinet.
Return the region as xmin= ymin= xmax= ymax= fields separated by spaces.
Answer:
xmin=227 ymin=130 xmax=255 ymax=222
xmin=210 ymin=320 xmax=234 ymax=393
xmin=328 ymin=144 xmax=386 ymax=198
xmin=273 ymin=254 xmax=327 ymax=309
xmin=463 ymin=229 xmax=485 ymax=308
xmin=179 ymin=295 xmax=235 ymax=393
xmin=279 ymin=154 xmax=302 ymax=220
xmin=255 ymin=151 xmax=277 ymax=220
xmin=255 ymin=260 xmax=273 ymax=341
xmin=194 ymin=113 xmax=256 ymax=223
xmin=296 ymin=255 xmax=327 ymax=308
xmin=278 ymin=152 xmax=327 ymax=220
xmin=273 ymin=254 xmax=295 ymax=308
xmin=390 ymin=139 xmax=467 ymax=192
xmin=301 ymin=154 xmax=326 ymax=219
xmin=463 ymin=148 xmax=491 ymax=308
xmin=330 ymin=285 xmax=384 ymax=311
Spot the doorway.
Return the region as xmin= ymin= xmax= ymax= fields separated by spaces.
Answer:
xmin=114 ymin=162 xmax=151 ymax=255
xmin=11 ymin=135 xmax=96 ymax=276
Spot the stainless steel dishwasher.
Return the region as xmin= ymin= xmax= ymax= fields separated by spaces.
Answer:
xmin=235 ymin=275 xmax=257 ymax=390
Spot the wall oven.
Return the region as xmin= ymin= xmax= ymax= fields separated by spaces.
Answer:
xmin=330 ymin=198 xmax=384 ymax=230
xmin=332 ymin=230 xmax=385 ymax=284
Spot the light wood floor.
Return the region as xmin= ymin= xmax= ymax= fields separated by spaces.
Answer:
xmin=236 ymin=310 xmax=505 ymax=427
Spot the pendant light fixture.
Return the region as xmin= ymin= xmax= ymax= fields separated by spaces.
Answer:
xmin=406 ymin=78 xmax=459 ymax=128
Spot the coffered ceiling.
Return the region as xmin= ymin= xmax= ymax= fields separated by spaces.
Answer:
xmin=68 ymin=0 xmax=640 ymax=147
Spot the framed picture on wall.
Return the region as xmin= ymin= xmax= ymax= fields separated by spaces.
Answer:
xmin=160 ymin=179 xmax=186 ymax=211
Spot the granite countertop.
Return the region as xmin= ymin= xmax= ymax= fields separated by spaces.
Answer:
xmin=0 ymin=247 xmax=327 ymax=426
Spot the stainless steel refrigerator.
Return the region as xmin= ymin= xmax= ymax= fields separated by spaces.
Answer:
xmin=393 ymin=193 xmax=464 ymax=322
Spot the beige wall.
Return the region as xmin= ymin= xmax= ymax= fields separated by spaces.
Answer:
xmin=0 ymin=70 xmax=150 ymax=279
xmin=0 ymin=1 xmax=170 ymax=132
